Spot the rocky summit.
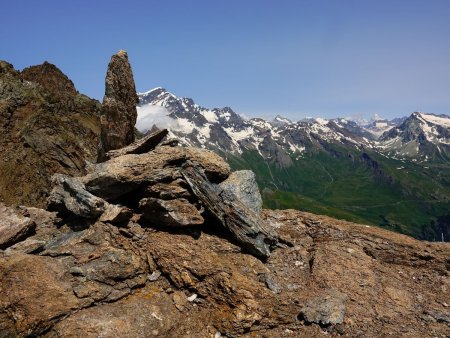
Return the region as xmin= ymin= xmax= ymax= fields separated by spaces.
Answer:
xmin=0 ymin=60 xmax=101 ymax=208
xmin=99 ymin=50 xmax=139 ymax=159
xmin=0 ymin=54 xmax=449 ymax=338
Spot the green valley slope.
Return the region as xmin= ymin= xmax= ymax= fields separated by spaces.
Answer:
xmin=225 ymin=145 xmax=450 ymax=241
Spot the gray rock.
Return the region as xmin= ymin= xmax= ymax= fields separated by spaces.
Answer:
xmin=148 ymin=270 xmax=162 ymax=282
xmin=259 ymin=273 xmax=281 ymax=294
xmin=300 ymin=289 xmax=348 ymax=326
xmin=182 ymin=163 xmax=278 ymax=259
xmin=424 ymin=310 xmax=450 ymax=323
xmin=219 ymin=170 xmax=262 ymax=214
xmin=47 ymin=174 xmax=107 ymax=218
xmin=0 ymin=203 xmax=36 ymax=250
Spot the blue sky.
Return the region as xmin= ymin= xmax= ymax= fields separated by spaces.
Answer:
xmin=2 ymin=0 xmax=450 ymax=120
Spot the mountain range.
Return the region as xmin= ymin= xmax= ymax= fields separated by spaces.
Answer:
xmin=137 ymin=87 xmax=450 ymax=241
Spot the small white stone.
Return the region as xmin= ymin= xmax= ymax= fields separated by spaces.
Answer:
xmin=187 ymin=293 xmax=198 ymax=302
xmin=214 ymin=332 xmax=222 ymax=338
xmin=148 ymin=270 xmax=161 ymax=281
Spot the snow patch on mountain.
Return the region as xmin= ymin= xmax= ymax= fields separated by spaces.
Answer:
xmin=420 ymin=113 xmax=450 ymax=128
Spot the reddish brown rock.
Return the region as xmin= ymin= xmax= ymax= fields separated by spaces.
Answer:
xmin=0 ymin=207 xmax=449 ymax=337
xmin=20 ymin=61 xmax=77 ymax=100
xmin=99 ymin=50 xmax=139 ymax=158
xmin=0 ymin=203 xmax=35 ymax=250
xmin=0 ymin=61 xmax=101 ymax=208
xmin=82 ymin=146 xmax=230 ymax=200
xmin=139 ymin=197 xmax=204 ymax=227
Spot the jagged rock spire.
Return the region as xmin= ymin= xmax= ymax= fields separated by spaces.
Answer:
xmin=99 ymin=50 xmax=138 ymax=160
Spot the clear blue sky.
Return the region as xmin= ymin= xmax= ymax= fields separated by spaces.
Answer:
xmin=2 ymin=0 xmax=450 ymax=120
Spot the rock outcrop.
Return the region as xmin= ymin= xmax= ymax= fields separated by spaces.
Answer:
xmin=44 ymin=133 xmax=277 ymax=258
xmin=99 ymin=50 xmax=138 ymax=159
xmin=0 ymin=60 xmax=101 ymax=207
xmin=1 ymin=199 xmax=449 ymax=337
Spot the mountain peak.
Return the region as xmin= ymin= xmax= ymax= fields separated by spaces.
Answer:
xmin=272 ymin=115 xmax=292 ymax=125
xmin=20 ymin=61 xmax=77 ymax=98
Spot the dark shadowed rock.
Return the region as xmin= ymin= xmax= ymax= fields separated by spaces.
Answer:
xmin=139 ymin=197 xmax=204 ymax=227
xmin=219 ymin=170 xmax=263 ymax=214
xmin=105 ymin=128 xmax=168 ymax=159
xmin=143 ymin=179 xmax=192 ymax=200
xmin=0 ymin=204 xmax=36 ymax=250
xmin=99 ymin=204 xmax=133 ymax=226
xmin=47 ymin=174 xmax=107 ymax=218
xmin=99 ymin=50 xmax=139 ymax=158
xmin=300 ymin=289 xmax=348 ymax=326
xmin=181 ymin=162 xmax=278 ymax=258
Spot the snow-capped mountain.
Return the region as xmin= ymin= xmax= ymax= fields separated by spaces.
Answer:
xmin=377 ymin=112 xmax=450 ymax=160
xmin=137 ymin=88 xmax=376 ymax=167
xmin=137 ymin=88 xmax=450 ymax=164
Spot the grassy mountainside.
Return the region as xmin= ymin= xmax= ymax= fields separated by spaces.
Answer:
xmin=225 ymin=146 xmax=450 ymax=241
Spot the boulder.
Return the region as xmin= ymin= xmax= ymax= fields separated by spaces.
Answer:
xmin=181 ymin=162 xmax=278 ymax=258
xmin=82 ymin=146 xmax=230 ymax=200
xmin=219 ymin=170 xmax=263 ymax=214
xmin=47 ymin=174 xmax=106 ymax=218
xmin=99 ymin=50 xmax=139 ymax=157
xmin=0 ymin=204 xmax=36 ymax=250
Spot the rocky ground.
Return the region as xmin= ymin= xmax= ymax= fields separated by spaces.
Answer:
xmin=1 ymin=133 xmax=449 ymax=337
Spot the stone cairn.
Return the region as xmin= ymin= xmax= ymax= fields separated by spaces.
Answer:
xmin=48 ymin=129 xmax=279 ymax=258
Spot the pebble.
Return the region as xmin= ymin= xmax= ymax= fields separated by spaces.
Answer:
xmin=148 ymin=270 xmax=161 ymax=282
xmin=187 ymin=293 xmax=197 ymax=302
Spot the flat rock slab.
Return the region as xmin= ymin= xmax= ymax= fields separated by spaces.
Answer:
xmin=105 ymin=129 xmax=168 ymax=160
xmin=82 ymin=146 xmax=230 ymax=200
xmin=0 ymin=203 xmax=36 ymax=250
xmin=144 ymin=179 xmax=192 ymax=200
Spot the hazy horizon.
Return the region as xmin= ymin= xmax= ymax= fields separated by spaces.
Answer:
xmin=3 ymin=0 xmax=450 ymax=120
